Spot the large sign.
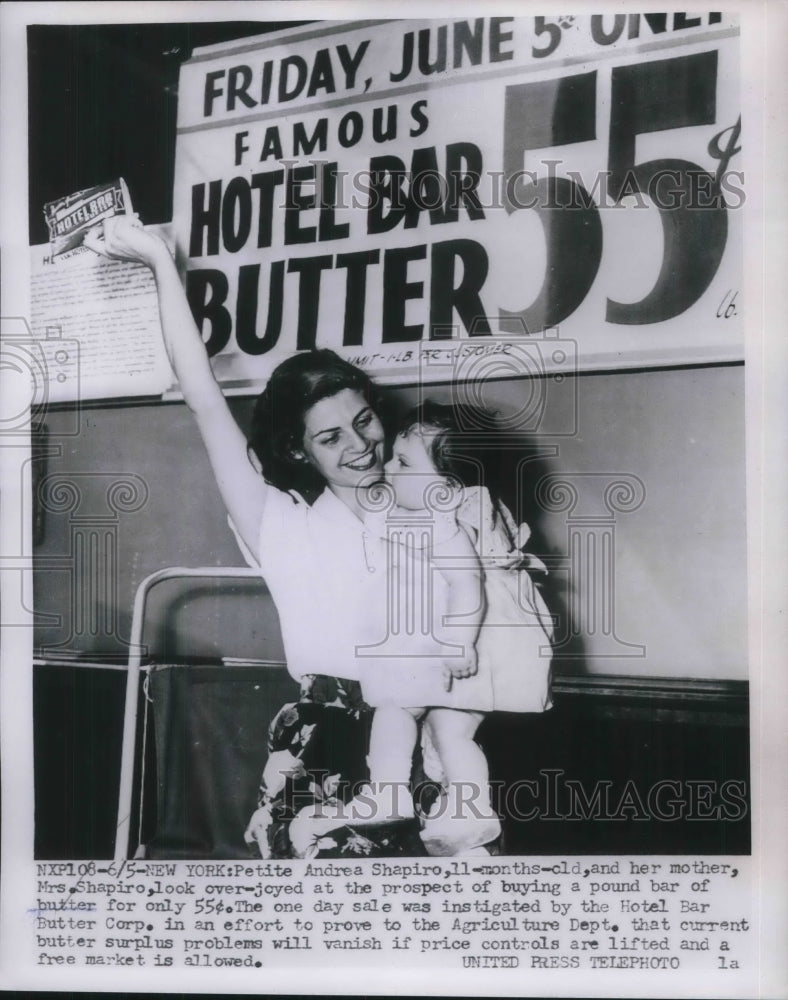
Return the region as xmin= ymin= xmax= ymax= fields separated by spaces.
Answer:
xmin=173 ymin=14 xmax=742 ymax=385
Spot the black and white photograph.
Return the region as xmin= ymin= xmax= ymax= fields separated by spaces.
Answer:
xmin=1 ymin=2 xmax=786 ymax=995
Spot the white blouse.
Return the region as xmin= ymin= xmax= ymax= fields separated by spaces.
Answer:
xmin=235 ymin=486 xmax=451 ymax=684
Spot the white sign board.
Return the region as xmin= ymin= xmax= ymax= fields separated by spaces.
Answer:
xmin=174 ymin=14 xmax=742 ymax=385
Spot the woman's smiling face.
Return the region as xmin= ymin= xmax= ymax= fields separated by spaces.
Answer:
xmin=299 ymin=388 xmax=385 ymax=489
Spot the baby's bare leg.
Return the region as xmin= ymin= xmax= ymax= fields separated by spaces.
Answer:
xmin=368 ymin=705 xmax=423 ymax=786
xmin=421 ymin=709 xmax=500 ymax=855
xmin=426 ymin=709 xmax=488 ymax=807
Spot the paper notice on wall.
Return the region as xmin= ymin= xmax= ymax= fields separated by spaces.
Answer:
xmin=29 ymin=235 xmax=174 ymax=402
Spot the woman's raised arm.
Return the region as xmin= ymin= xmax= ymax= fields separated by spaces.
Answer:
xmin=85 ymin=216 xmax=267 ymax=558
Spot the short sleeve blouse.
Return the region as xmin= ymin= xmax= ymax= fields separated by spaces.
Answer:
xmin=235 ymin=486 xmax=393 ymax=682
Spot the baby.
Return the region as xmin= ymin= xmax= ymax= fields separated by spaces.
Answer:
xmin=288 ymin=402 xmax=553 ymax=857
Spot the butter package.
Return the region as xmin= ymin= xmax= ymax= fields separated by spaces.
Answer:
xmin=43 ymin=178 xmax=131 ymax=259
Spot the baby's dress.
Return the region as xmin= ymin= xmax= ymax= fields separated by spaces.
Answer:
xmin=358 ymin=497 xmax=493 ymax=710
xmin=360 ymin=487 xmax=553 ymax=714
xmin=460 ymin=487 xmax=553 ymax=713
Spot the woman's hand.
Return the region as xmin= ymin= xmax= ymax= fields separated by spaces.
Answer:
xmin=83 ymin=215 xmax=170 ymax=271
xmin=244 ymin=804 xmax=274 ymax=859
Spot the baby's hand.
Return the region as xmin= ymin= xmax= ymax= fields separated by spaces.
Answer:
xmin=444 ymin=648 xmax=478 ymax=684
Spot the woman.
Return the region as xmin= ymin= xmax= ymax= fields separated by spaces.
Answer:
xmin=87 ymin=216 xmax=496 ymax=859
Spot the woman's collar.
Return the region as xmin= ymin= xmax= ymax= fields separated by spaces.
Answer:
xmin=312 ymin=486 xmax=367 ymax=527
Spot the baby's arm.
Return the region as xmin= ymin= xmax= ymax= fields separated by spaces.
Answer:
xmin=432 ymin=524 xmax=485 ymax=683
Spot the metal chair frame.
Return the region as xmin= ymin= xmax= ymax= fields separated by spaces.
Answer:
xmin=114 ymin=566 xmax=272 ymax=860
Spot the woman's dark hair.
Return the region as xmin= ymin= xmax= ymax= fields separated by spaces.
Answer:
xmin=248 ymin=349 xmax=384 ymax=497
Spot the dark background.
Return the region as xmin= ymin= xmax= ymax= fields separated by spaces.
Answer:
xmin=27 ymin=20 xmax=308 ymax=243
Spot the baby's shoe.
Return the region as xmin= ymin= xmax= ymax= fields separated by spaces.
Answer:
xmin=420 ymin=798 xmax=501 ymax=856
xmin=309 ymin=783 xmax=415 ymax=830
xmin=288 ymin=806 xmax=341 ymax=859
